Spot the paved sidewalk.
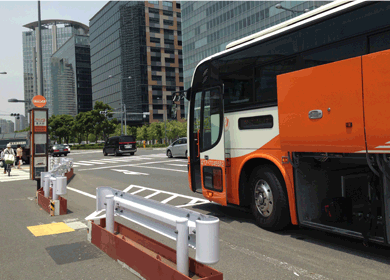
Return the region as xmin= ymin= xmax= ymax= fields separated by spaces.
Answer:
xmin=0 ymin=179 xmax=141 ymax=280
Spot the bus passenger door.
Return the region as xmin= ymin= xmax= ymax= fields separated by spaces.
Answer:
xmin=199 ymin=87 xmax=227 ymax=206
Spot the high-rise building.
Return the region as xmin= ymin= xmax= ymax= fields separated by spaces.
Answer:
xmin=90 ymin=1 xmax=184 ymax=125
xmin=0 ymin=119 xmax=15 ymax=134
xmin=51 ymin=34 xmax=92 ymax=116
xmin=182 ymin=1 xmax=330 ymax=113
xmin=15 ymin=115 xmax=27 ymax=131
xmin=22 ymin=20 xmax=89 ymax=117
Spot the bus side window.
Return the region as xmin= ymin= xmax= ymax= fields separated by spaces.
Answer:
xmin=255 ymin=57 xmax=297 ymax=104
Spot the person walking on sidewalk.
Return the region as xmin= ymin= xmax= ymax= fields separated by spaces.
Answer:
xmin=16 ymin=145 xmax=23 ymax=169
xmin=0 ymin=148 xmax=5 ymax=173
xmin=3 ymin=144 xmax=15 ymax=174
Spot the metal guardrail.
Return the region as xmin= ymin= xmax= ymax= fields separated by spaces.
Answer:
xmin=85 ymin=187 xmax=220 ymax=276
xmin=41 ymin=157 xmax=73 ymax=200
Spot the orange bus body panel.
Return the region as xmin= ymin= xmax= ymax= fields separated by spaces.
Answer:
xmin=277 ymin=57 xmax=366 ymax=153
xmin=362 ymin=49 xmax=390 ymax=152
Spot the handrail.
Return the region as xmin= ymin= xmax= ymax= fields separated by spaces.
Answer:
xmin=85 ymin=186 xmax=220 ymax=276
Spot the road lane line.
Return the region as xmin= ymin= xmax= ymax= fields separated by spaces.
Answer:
xmin=123 ymin=185 xmax=134 ymax=192
xmin=131 ymin=188 xmax=146 ymax=195
xmin=132 ymin=166 xmax=187 ymax=173
xmin=77 ymin=159 xmax=183 ymax=171
xmin=166 ymin=164 xmax=187 ymax=167
xmin=161 ymin=195 xmax=178 ymax=204
xmin=78 ymin=160 xmax=105 ymax=165
xmin=71 ymin=162 xmax=93 ymax=166
xmin=144 ymin=191 xmax=161 ymax=199
xmin=67 ymin=186 xmax=96 ymax=199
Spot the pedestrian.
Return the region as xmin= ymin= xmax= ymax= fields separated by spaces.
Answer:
xmin=16 ymin=145 xmax=23 ymax=169
xmin=0 ymin=148 xmax=5 ymax=173
xmin=3 ymin=144 xmax=15 ymax=174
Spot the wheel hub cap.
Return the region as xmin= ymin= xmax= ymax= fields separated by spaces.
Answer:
xmin=254 ymin=179 xmax=273 ymax=217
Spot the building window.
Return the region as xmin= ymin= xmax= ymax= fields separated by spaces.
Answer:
xmin=163 ymin=10 xmax=173 ymax=16
xmin=149 ymin=8 xmax=160 ymax=14
xmin=152 ymin=66 xmax=162 ymax=71
xmin=164 ymin=39 xmax=174 ymax=45
xmin=149 ymin=1 xmax=159 ymax=5
xmin=152 ymin=75 xmax=162 ymax=81
xmin=165 ymin=58 xmax=175 ymax=64
xmin=163 ymin=1 xmax=172 ymax=7
xmin=151 ymin=47 xmax=161 ymax=53
xmin=164 ymin=29 xmax=174 ymax=36
xmin=150 ymin=27 xmax=160 ymax=33
xmin=150 ymin=37 xmax=161 ymax=43
xmin=149 ymin=17 xmax=159 ymax=24
xmin=163 ymin=20 xmax=173 ymax=26
xmin=151 ymin=56 xmax=161 ymax=62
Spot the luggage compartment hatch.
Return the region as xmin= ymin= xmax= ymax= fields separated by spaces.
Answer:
xmin=362 ymin=49 xmax=390 ymax=153
xmin=277 ymin=57 xmax=366 ymax=153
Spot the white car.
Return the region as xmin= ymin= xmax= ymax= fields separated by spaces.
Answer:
xmin=166 ymin=138 xmax=187 ymax=158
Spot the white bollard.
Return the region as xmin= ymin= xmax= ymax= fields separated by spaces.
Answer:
xmin=106 ymin=195 xmax=115 ymax=234
xmin=43 ymin=174 xmax=51 ymax=198
xmin=195 ymin=218 xmax=220 ymax=265
xmin=51 ymin=177 xmax=58 ymax=200
xmin=176 ymin=218 xmax=189 ymax=276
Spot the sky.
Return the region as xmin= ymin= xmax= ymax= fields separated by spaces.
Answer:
xmin=0 ymin=0 xmax=105 ymax=123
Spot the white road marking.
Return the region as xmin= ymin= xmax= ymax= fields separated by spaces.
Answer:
xmin=69 ymin=150 xmax=102 ymax=155
xmin=144 ymin=191 xmax=161 ymax=199
xmin=176 ymin=201 xmax=211 ymax=208
xmin=78 ymin=160 xmax=105 ymax=165
xmin=166 ymin=164 xmax=187 ymax=167
xmin=67 ymin=186 xmax=96 ymax=199
xmin=123 ymin=185 xmax=134 ymax=192
xmin=132 ymin=166 xmax=187 ymax=173
xmin=111 ymin=169 xmax=149 ymax=176
xmin=77 ymin=159 xmax=183 ymax=171
xmin=130 ymin=188 xmax=146 ymax=195
xmin=161 ymin=195 xmax=178 ymax=204
xmin=71 ymin=162 xmax=93 ymax=166
xmin=124 ymin=185 xmax=209 ymax=204
xmin=63 ymin=185 xmax=209 ymax=208
xmin=0 ymin=174 xmax=30 ymax=182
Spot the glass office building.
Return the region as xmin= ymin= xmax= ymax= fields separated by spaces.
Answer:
xmin=22 ymin=20 xmax=89 ymax=117
xmin=181 ymin=1 xmax=330 ymax=112
xmin=90 ymin=1 xmax=184 ymax=125
xmin=51 ymin=35 xmax=92 ymax=116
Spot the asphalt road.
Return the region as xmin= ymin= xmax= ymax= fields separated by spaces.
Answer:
xmin=1 ymin=149 xmax=390 ymax=280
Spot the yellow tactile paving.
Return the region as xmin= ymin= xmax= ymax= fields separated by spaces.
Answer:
xmin=27 ymin=222 xmax=75 ymax=237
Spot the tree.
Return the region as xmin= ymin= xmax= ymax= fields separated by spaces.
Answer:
xmin=137 ymin=125 xmax=148 ymax=142
xmin=91 ymin=101 xmax=117 ymax=141
xmin=48 ymin=114 xmax=74 ymax=143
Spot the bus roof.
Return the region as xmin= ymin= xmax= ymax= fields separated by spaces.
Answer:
xmin=190 ymin=0 xmax=367 ymax=87
xmin=225 ymin=0 xmax=352 ymax=50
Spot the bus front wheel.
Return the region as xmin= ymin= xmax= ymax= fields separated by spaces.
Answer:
xmin=249 ymin=166 xmax=290 ymax=231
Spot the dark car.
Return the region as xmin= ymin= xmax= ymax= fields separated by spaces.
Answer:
xmin=103 ymin=135 xmax=137 ymax=156
xmin=50 ymin=144 xmax=70 ymax=157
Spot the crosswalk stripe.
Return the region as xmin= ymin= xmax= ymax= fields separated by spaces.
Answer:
xmin=72 ymin=162 xmax=93 ymax=166
xmin=79 ymin=160 xmax=105 ymax=165
xmin=131 ymin=188 xmax=145 ymax=195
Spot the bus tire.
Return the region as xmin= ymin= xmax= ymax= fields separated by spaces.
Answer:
xmin=249 ymin=166 xmax=290 ymax=231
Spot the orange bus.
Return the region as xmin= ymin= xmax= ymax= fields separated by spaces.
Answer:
xmin=181 ymin=0 xmax=390 ymax=245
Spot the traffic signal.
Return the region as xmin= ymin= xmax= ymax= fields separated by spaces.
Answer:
xmin=10 ymin=113 xmax=20 ymax=119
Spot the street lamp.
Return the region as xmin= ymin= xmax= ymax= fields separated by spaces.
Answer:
xmin=0 ymin=72 xmax=7 ymax=74
xmin=108 ymin=75 xmax=131 ymax=135
xmin=8 ymin=98 xmax=30 ymax=104
xmin=275 ymin=4 xmax=309 ymax=14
